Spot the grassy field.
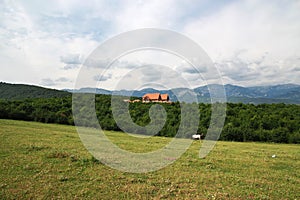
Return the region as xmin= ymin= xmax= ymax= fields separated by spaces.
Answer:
xmin=0 ymin=119 xmax=299 ymax=199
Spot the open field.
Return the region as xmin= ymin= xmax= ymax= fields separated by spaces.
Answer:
xmin=0 ymin=119 xmax=299 ymax=199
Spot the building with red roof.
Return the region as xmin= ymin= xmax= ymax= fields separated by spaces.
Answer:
xmin=142 ymin=93 xmax=170 ymax=103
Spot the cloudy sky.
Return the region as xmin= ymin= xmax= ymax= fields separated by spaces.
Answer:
xmin=1 ymin=0 xmax=300 ymax=90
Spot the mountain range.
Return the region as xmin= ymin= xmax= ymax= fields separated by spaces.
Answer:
xmin=65 ymin=83 xmax=300 ymax=104
xmin=0 ymin=82 xmax=299 ymax=104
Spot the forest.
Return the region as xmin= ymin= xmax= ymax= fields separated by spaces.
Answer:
xmin=0 ymin=94 xmax=299 ymax=143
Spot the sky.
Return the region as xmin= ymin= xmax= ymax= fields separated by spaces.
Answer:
xmin=1 ymin=0 xmax=300 ymax=90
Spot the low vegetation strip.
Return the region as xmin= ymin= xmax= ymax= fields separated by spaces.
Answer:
xmin=0 ymin=119 xmax=299 ymax=199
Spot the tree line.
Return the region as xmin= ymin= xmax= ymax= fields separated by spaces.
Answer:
xmin=0 ymin=94 xmax=299 ymax=143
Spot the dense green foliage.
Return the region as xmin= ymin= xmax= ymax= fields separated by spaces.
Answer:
xmin=0 ymin=94 xmax=299 ymax=143
xmin=0 ymin=82 xmax=70 ymax=100
xmin=0 ymin=97 xmax=73 ymax=125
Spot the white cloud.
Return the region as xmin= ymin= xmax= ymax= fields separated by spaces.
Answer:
xmin=0 ymin=0 xmax=99 ymax=89
xmin=1 ymin=0 xmax=299 ymax=89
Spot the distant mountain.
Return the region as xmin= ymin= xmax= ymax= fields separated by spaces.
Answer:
xmin=247 ymin=84 xmax=300 ymax=99
xmin=68 ymin=83 xmax=300 ymax=104
xmin=0 ymin=82 xmax=70 ymax=100
xmin=193 ymin=84 xmax=300 ymax=103
xmin=65 ymin=87 xmax=111 ymax=95
xmin=1 ymin=82 xmax=299 ymax=104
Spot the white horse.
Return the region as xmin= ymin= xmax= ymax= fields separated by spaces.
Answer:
xmin=192 ymin=134 xmax=201 ymax=140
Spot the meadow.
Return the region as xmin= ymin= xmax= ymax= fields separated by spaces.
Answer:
xmin=0 ymin=119 xmax=299 ymax=199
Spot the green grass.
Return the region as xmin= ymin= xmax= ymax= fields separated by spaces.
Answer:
xmin=0 ymin=119 xmax=299 ymax=199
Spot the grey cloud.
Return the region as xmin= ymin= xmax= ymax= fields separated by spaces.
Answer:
xmin=182 ymin=73 xmax=204 ymax=82
xmin=60 ymin=54 xmax=82 ymax=65
xmin=40 ymin=77 xmax=71 ymax=86
xmin=175 ymin=62 xmax=207 ymax=74
xmin=85 ymin=59 xmax=140 ymax=69
xmin=61 ymin=54 xmax=83 ymax=70
xmin=93 ymin=73 xmax=112 ymax=82
xmin=252 ymin=55 xmax=267 ymax=66
xmin=217 ymin=59 xmax=260 ymax=82
xmin=84 ymin=58 xmax=109 ymax=69
xmin=141 ymin=67 xmax=162 ymax=82
xmin=138 ymin=65 xmax=188 ymax=88
xmin=116 ymin=60 xmax=140 ymax=69
xmin=40 ymin=78 xmax=56 ymax=86
xmin=63 ymin=64 xmax=80 ymax=70
xmin=181 ymin=66 xmax=207 ymax=74
xmin=292 ymin=67 xmax=300 ymax=72
xmin=56 ymin=77 xmax=70 ymax=82
xmin=229 ymin=72 xmax=260 ymax=81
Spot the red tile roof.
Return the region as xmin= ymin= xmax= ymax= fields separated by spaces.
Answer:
xmin=161 ymin=94 xmax=169 ymax=101
xmin=143 ymin=93 xmax=161 ymax=100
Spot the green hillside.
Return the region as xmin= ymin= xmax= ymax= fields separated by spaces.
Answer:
xmin=0 ymin=82 xmax=70 ymax=100
xmin=0 ymin=119 xmax=299 ymax=199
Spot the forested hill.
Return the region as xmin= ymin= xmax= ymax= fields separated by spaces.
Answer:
xmin=0 ymin=82 xmax=70 ymax=100
xmin=0 ymin=94 xmax=299 ymax=143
